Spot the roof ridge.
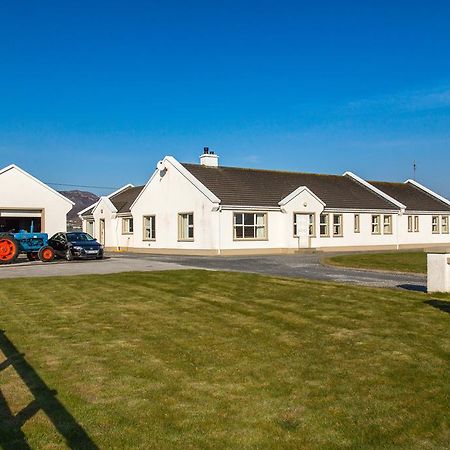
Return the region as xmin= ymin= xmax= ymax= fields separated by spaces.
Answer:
xmin=181 ymin=162 xmax=342 ymax=177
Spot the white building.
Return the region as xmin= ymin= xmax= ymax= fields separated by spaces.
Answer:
xmin=0 ymin=164 xmax=74 ymax=236
xmin=80 ymin=150 xmax=450 ymax=255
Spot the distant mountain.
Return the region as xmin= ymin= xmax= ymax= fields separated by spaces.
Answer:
xmin=60 ymin=190 xmax=99 ymax=229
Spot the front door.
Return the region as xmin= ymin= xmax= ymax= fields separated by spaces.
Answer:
xmin=99 ymin=219 xmax=105 ymax=246
xmin=295 ymin=213 xmax=311 ymax=249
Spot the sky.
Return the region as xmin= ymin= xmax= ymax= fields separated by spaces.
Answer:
xmin=1 ymin=0 xmax=450 ymax=197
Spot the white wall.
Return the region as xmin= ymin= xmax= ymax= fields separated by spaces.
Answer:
xmin=131 ymin=162 xmax=219 ymax=251
xmin=0 ymin=166 xmax=72 ymax=236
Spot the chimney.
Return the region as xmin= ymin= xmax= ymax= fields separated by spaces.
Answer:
xmin=200 ymin=147 xmax=219 ymax=167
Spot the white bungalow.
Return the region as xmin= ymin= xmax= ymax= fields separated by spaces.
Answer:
xmin=0 ymin=164 xmax=74 ymax=236
xmin=80 ymin=149 xmax=450 ymax=254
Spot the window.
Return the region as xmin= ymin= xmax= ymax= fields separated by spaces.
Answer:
xmin=86 ymin=220 xmax=94 ymax=236
xmin=333 ymin=214 xmax=343 ymax=237
xmin=408 ymin=215 xmax=413 ymax=232
xmin=432 ymin=216 xmax=440 ymax=234
xmin=354 ymin=214 xmax=360 ymax=233
xmin=143 ymin=215 xmax=156 ymax=240
xmin=178 ymin=213 xmax=194 ymax=240
xmin=442 ymin=216 xmax=449 ymax=234
xmin=372 ymin=215 xmax=381 ymax=234
xmin=293 ymin=213 xmax=315 ymax=237
xmin=122 ymin=217 xmax=134 ymax=234
xmin=414 ymin=216 xmax=419 ymax=232
xmin=234 ymin=212 xmax=267 ymax=240
xmin=383 ymin=215 xmax=392 ymax=234
xmin=319 ymin=214 xmax=329 ymax=237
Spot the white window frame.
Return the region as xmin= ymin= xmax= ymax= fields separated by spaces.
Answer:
xmin=122 ymin=217 xmax=134 ymax=235
xmin=143 ymin=215 xmax=156 ymax=241
xmin=86 ymin=220 xmax=94 ymax=236
xmin=178 ymin=213 xmax=194 ymax=241
xmin=233 ymin=212 xmax=268 ymax=241
xmin=432 ymin=216 xmax=440 ymax=234
xmin=319 ymin=214 xmax=329 ymax=237
xmin=408 ymin=215 xmax=413 ymax=233
xmin=441 ymin=215 xmax=449 ymax=234
xmin=414 ymin=215 xmax=419 ymax=233
xmin=293 ymin=213 xmax=315 ymax=237
xmin=354 ymin=214 xmax=360 ymax=233
xmin=383 ymin=215 xmax=393 ymax=235
xmin=332 ymin=214 xmax=343 ymax=237
xmin=371 ymin=215 xmax=381 ymax=235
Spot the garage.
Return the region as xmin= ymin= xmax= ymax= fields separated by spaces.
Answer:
xmin=0 ymin=209 xmax=42 ymax=233
xmin=0 ymin=164 xmax=74 ymax=236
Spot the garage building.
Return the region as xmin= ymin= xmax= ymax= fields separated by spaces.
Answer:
xmin=0 ymin=164 xmax=74 ymax=236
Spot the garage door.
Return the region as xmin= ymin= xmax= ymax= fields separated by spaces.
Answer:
xmin=0 ymin=210 xmax=42 ymax=233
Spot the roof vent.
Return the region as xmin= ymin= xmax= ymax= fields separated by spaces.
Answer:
xmin=200 ymin=147 xmax=219 ymax=167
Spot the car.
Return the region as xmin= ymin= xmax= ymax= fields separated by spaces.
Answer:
xmin=48 ymin=232 xmax=104 ymax=261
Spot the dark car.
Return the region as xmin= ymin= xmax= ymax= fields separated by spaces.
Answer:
xmin=49 ymin=232 xmax=104 ymax=261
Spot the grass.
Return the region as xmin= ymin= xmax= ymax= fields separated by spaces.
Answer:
xmin=324 ymin=251 xmax=428 ymax=274
xmin=0 ymin=270 xmax=449 ymax=449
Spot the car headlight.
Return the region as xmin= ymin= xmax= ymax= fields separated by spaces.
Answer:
xmin=73 ymin=246 xmax=83 ymax=251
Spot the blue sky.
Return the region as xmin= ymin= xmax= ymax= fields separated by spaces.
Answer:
xmin=1 ymin=0 xmax=450 ymax=196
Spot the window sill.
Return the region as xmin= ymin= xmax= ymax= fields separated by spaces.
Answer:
xmin=143 ymin=239 xmax=156 ymax=242
xmin=122 ymin=232 xmax=133 ymax=235
xmin=178 ymin=239 xmax=195 ymax=242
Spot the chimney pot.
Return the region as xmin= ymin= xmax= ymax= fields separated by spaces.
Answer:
xmin=203 ymin=147 xmax=209 ymax=154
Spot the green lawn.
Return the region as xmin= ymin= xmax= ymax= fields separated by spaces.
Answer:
xmin=324 ymin=251 xmax=427 ymax=274
xmin=1 ymin=271 xmax=449 ymax=449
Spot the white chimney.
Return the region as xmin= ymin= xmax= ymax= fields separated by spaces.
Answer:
xmin=200 ymin=147 xmax=219 ymax=167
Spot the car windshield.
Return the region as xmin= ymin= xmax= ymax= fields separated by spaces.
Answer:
xmin=67 ymin=232 xmax=96 ymax=242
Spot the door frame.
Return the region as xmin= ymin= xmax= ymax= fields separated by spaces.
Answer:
xmin=99 ymin=219 xmax=106 ymax=246
xmin=294 ymin=212 xmax=312 ymax=249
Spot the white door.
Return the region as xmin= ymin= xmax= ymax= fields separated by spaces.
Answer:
xmin=295 ymin=213 xmax=310 ymax=249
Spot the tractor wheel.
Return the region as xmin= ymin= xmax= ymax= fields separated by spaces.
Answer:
xmin=27 ymin=252 xmax=39 ymax=261
xmin=38 ymin=246 xmax=55 ymax=263
xmin=0 ymin=235 xmax=20 ymax=264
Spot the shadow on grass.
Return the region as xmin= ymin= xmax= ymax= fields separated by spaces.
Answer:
xmin=424 ymin=299 xmax=450 ymax=314
xmin=0 ymin=330 xmax=98 ymax=450
xmin=397 ymin=284 xmax=427 ymax=293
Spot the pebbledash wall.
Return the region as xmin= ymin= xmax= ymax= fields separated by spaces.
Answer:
xmin=81 ymin=154 xmax=450 ymax=255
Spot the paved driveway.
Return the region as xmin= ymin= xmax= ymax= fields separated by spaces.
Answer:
xmin=114 ymin=253 xmax=427 ymax=291
xmin=0 ymin=256 xmax=187 ymax=279
xmin=0 ymin=252 xmax=426 ymax=291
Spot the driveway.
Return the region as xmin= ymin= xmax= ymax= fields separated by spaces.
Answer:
xmin=0 ymin=256 xmax=188 ymax=279
xmin=0 ymin=252 xmax=426 ymax=291
xmin=114 ymin=252 xmax=427 ymax=291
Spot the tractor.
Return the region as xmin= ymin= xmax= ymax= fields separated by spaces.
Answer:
xmin=0 ymin=223 xmax=55 ymax=264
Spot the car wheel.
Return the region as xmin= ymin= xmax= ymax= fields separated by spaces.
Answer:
xmin=65 ymin=249 xmax=74 ymax=261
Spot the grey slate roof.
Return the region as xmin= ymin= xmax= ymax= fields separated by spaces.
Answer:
xmin=182 ymin=163 xmax=399 ymax=210
xmin=109 ymin=186 xmax=145 ymax=214
xmin=80 ymin=185 xmax=145 ymax=217
xmin=370 ymin=181 xmax=450 ymax=212
xmin=80 ymin=205 xmax=95 ymax=216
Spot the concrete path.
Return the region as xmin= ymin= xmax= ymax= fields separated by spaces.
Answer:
xmin=0 ymin=256 xmax=188 ymax=279
xmin=0 ymin=252 xmax=427 ymax=291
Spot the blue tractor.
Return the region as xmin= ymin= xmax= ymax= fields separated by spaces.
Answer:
xmin=0 ymin=224 xmax=55 ymax=264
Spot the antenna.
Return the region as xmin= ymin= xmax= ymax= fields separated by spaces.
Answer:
xmin=413 ymin=161 xmax=417 ymax=180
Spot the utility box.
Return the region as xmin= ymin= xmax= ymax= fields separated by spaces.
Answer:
xmin=427 ymin=250 xmax=450 ymax=293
